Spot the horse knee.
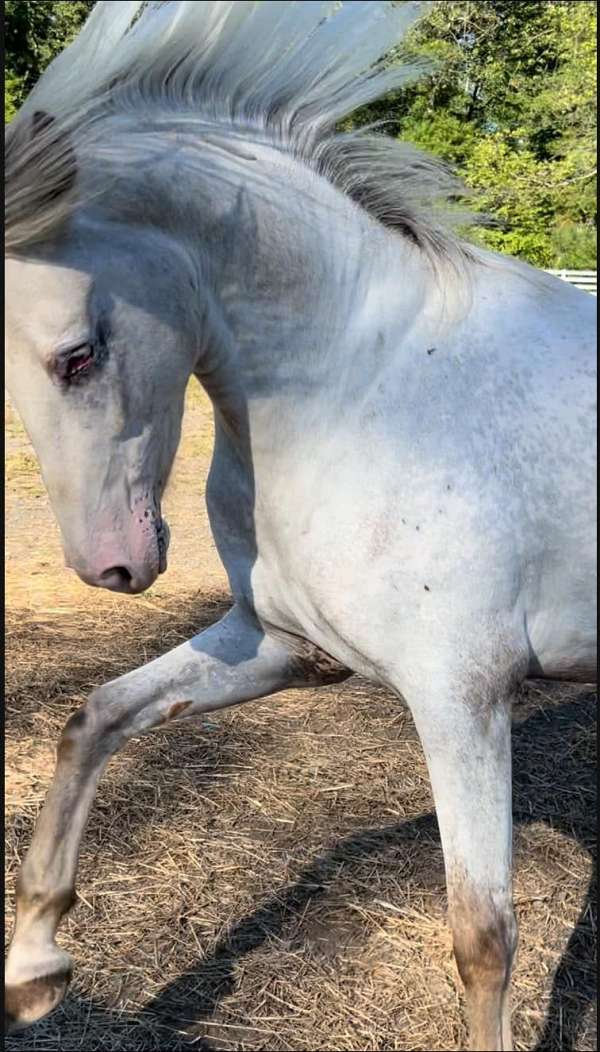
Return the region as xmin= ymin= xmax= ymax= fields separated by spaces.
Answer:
xmin=57 ymin=686 xmax=121 ymax=762
xmin=452 ymin=902 xmax=517 ymax=994
xmin=56 ymin=706 xmax=90 ymax=761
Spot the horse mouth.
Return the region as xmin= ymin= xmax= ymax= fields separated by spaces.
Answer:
xmin=157 ymin=518 xmax=170 ymax=574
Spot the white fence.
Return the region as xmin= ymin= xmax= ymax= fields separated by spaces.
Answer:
xmin=545 ymin=269 xmax=597 ymax=295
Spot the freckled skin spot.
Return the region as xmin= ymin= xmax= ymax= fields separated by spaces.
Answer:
xmin=161 ymin=700 xmax=193 ymax=723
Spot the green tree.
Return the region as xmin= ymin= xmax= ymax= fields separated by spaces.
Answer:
xmin=4 ymin=0 xmax=596 ymax=267
xmin=355 ymin=1 xmax=597 ymax=267
xmin=5 ymin=72 xmax=23 ymax=123
xmin=5 ymin=0 xmax=95 ymax=112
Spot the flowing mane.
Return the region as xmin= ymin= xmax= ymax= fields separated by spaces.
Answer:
xmin=5 ymin=0 xmax=473 ymax=270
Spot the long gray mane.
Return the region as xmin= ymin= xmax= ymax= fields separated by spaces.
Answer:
xmin=5 ymin=0 xmax=473 ymax=270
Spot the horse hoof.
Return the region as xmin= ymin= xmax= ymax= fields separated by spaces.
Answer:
xmin=5 ymin=969 xmax=71 ymax=1033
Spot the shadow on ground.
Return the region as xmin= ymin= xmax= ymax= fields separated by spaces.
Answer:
xmin=6 ymin=693 xmax=596 ymax=1051
xmin=5 ymin=595 xmax=596 ymax=1051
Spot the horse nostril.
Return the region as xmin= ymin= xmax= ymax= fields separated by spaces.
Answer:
xmin=99 ymin=565 xmax=133 ymax=589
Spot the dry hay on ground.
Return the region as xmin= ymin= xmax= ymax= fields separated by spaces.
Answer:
xmin=5 ymin=385 xmax=596 ymax=1050
xmin=5 ymin=594 xmax=596 ymax=1052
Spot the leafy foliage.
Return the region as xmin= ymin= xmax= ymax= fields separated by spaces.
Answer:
xmin=5 ymin=72 xmax=23 ymax=123
xmin=355 ymin=0 xmax=597 ymax=266
xmin=4 ymin=0 xmax=596 ymax=267
xmin=5 ymin=1 xmax=95 ymax=110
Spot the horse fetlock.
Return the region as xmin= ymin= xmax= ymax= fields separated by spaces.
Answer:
xmin=452 ymin=909 xmax=517 ymax=993
xmin=450 ymin=903 xmax=516 ymax=1051
xmin=449 ymin=881 xmax=517 ymax=991
xmin=6 ymin=933 xmax=73 ymax=984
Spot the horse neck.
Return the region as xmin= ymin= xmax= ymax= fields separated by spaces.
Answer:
xmin=106 ymin=128 xmax=435 ymax=443
xmin=172 ymin=139 xmax=433 ymax=429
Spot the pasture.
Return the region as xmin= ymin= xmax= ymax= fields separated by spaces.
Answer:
xmin=5 ymin=383 xmax=596 ymax=1051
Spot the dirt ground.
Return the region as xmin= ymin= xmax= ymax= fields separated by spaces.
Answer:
xmin=5 ymin=384 xmax=596 ymax=1051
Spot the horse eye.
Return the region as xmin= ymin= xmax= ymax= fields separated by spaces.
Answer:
xmin=55 ymin=343 xmax=95 ymax=384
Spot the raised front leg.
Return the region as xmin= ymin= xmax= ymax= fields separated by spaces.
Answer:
xmin=5 ymin=605 xmax=343 ymax=1033
xmin=409 ymin=684 xmax=517 ymax=1052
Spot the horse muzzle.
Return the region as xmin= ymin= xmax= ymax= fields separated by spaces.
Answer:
xmin=66 ymin=505 xmax=171 ymax=595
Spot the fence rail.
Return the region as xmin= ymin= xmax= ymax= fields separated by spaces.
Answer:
xmin=545 ymin=269 xmax=597 ymax=295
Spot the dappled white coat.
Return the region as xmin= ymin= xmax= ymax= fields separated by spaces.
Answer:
xmin=4 ymin=4 xmax=596 ymax=1050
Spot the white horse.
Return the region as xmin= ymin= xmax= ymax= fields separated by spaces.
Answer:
xmin=4 ymin=3 xmax=596 ymax=1049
